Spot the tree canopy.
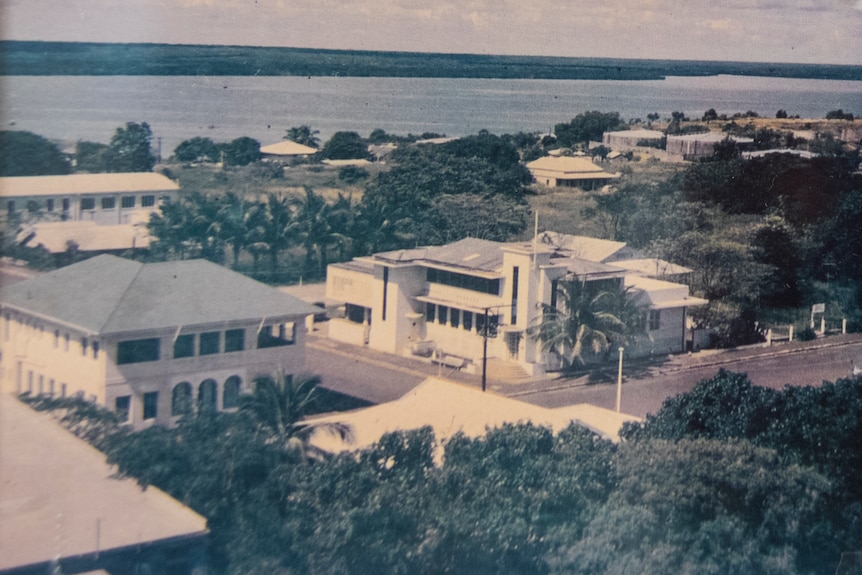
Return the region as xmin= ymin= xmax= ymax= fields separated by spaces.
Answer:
xmin=0 ymin=130 xmax=71 ymax=176
xmin=106 ymin=122 xmax=157 ymax=172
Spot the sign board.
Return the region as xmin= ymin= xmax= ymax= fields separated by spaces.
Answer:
xmin=812 ymin=303 xmax=826 ymax=314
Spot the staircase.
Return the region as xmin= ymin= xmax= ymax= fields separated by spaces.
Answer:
xmin=485 ymin=358 xmax=532 ymax=384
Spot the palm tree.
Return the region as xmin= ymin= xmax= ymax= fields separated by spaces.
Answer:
xmin=238 ymin=371 xmax=351 ymax=460
xmin=258 ymin=193 xmax=300 ymax=277
xmin=528 ymin=278 xmax=646 ymax=369
xmin=285 ymin=125 xmax=320 ymax=149
xmin=295 ymin=187 xmax=350 ymax=278
xmin=214 ymin=191 xmax=250 ymax=267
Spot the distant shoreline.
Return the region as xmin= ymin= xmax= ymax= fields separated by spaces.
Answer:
xmin=2 ymin=41 xmax=861 ymax=82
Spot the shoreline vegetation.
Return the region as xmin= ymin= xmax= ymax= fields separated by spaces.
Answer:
xmin=2 ymin=40 xmax=862 ymax=81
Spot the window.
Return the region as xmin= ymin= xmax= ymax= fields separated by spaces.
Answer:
xmin=511 ymin=266 xmax=519 ymax=324
xmin=225 ymin=329 xmax=245 ymax=352
xmin=141 ymin=195 xmax=156 ymax=207
xmin=27 ymin=200 xmax=39 ymax=213
xmin=61 ymin=383 xmax=67 ymax=398
xmin=64 ymin=333 xmax=70 ymax=351
xmin=649 ymin=310 xmax=661 ymax=331
xmin=46 ymin=199 xmax=55 ymax=212
xmin=199 ymin=379 xmax=218 ymax=413
xmin=81 ymin=337 xmax=88 ymax=356
xmin=426 ymin=267 xmax=501 ymax=295
xmin=115 ymin=396 xmax=131 ymax=422
xmin=223 ymin=376 xmax=241 ymax=409
xmin=80 ymin=198 xmax=96 ymax=210
xmin=92 ymin=341 xmax=99 ymax=359
xmin=463 ymin=311 xmax=473 ymax=331
xmin=38 ymin=375 xmax=44 ymax=395
xmin=6 ymin=200 xmax=14 ymax=213
xmin=121 ymin=196 xmax=136 ymax=209
xmin=450 ymin=308 xmax=460 ymax=329
xmin=101 ymin=197 xmax=116 ymax=209
xmin=199 ymin=331 xmax=221 ymax=355
xmin=426 ymin=303 xmax=436 ymax=323
xmin=54 ymin=329 xmax=60 ymax=348
xmin=171 ymin=382 xmax=193 ymax=416
xmin=117 ymin=338 xmax=161 ymax=364
xmin=257 ymin=323 xmax=296 ymax=349
xmin=49 ymin=379 xmax=55 ymax=397
xmin=174 ymin=334 xmax=195 ymax=358
xmin=438 ymin=305 xmax=448 ymax=325
xmin=143 ymin=391 xmax=159 ymax=420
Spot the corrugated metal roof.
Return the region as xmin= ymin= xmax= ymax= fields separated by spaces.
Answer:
xmin=539 ymin=232 xmax=627 ymax=263
xmin=0 ymin=173 xmax=180 ymax=198
xmin=1 ymin=255 xmax=320 ymax=335
xmin=375 ymin=238 xmax=505 ymax=273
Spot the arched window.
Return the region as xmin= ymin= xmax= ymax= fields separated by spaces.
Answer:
xmin=198 ymin=379 xmax=218 ymax=413
xmin=223 ymin=376 xmax=242 ymax=409
xmin=171 ymin=382 xmax=193 ymax=416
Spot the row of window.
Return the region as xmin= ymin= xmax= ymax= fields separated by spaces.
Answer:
xmin=426 ymin=267 xmax=501 ymax=296
xmin=23 ymin=370 xmax=68 ymax=398
xmin=425 ymin=303 xmax=500 ymax=337
xmin=115 ymin=375 xmax=243 ymax=421
xmin=116 ymin=324 xmax=296 ymax=365
xmin=6 ymin=195 xmax=157 ymax=214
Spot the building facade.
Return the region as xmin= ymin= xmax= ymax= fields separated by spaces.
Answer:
xmin=326 ymin=233 xmax=707 ymax=377
xmin=0 ymin=172 xmax=179 ymax=229
xmin=0 ymin=255 xmax=319 ymax=428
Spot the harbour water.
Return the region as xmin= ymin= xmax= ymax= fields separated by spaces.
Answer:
xmin=1 ymin=74 xmax=860 ymax=154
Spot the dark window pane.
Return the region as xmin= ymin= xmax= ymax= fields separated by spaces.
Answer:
xmin=172 ymin=382 xmax=193 ymax=416
xmin=117 ymin=338 xmax=160 ymax=364
xmin=174 ymin=334 xmax=195 ymax=358
xmin=199 ymin=331 xmax=220 ymax=355
xmin=223 ymin=376 xmax=241 ymax=409
xmin=143 ymin=391 xmax=158 ymax=420
xmin=115 ymin=395 xmax=131 ymax=422
xmin=225 ymin=329 xmax=245 ymax=352
xmin=199 ymin=379 xmax=217 ymax=412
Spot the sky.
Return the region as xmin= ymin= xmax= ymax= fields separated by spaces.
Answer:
xmin=2 ymin=0 xmax=861 ymax=65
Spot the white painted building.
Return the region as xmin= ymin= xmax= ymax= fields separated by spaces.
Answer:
xmin=326 ymin=233 xmax=707 ymax=378
xmin=0 ymin=255 xmax=320 ymax=428
xmin=0 ymin=172 xmax=179 ymax=228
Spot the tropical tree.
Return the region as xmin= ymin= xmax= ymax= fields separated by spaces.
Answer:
xmin=147 ymin=198 xmax=196 ymax=259
xmin=528 ymin=279 xmax=646 ymax=369
xmin=320 ymin=131 xmax=367 ymax=160
xmin=213 ymin=192 xmax=250 ymax=267
xmin=174 ymin=136 xmax=220 ymax=162
xmin=238 ymin=371 xmax=350 ymax=459
xmin=107 ymin=122 xmax=156 ymax=172
xmin=295 ymin=187 xmax=350 ymax=277
xmin=0 ymin=130 xmax=71 ymax=176
xmin=257 ymin=192 xmax=300 ymax=276
xmin=224 ymin=137 xmax=261 ymax=166
xmin=285 ymin=125 xmax=320 ymax=149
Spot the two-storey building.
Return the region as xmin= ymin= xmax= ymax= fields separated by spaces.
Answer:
xmin=0 ymin=255 xmax=319 ymax=428
xmin=326 ymin=233 xmax=707 ymax=377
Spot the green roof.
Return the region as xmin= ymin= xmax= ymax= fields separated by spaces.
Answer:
xmin=1 ymin=255 xmax=319 ymax=335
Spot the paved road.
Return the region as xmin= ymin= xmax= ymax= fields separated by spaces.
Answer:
xmin=518 ymin=340 xmax=862 ymax=418
xmin=307 ymin=328 xmax=862 ymax=419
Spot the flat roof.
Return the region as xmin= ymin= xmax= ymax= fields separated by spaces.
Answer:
xmin=527 ymin=156 xmax=609 ymax=174
xmin=0 ymin=395 xmax=208 ymax=571
xmin=0 ymin=173 xmax=180 ymax=198
xmin=22 ymin=221 xmax=150 ymax=254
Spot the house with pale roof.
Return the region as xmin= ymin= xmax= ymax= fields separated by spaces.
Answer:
xmin=527 ymin=156 xmax=619 ymax=190
xmin=326 ymin=232 xmax=706 ymax=379
xmin=666 ymin=132 xmax=754 ymax=161
xmin=0 ymin=255 xmax=319 ymax=428
xmin=307 ymin=377 xmax=641 ymax=457
xmin=260 ymin=139 xmax=318 ymax=159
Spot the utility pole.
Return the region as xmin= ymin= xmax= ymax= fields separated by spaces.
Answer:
xmin=482 ymin=307 xmax=489 ymax=392
xmin=615 ymin=347 xmax=624 ymax=413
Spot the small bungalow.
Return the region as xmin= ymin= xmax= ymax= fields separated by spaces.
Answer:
xmin=526 ymin=156 xmax=620 ymax=189
xmin=260 ymin=139 xmax=318 ymax=160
